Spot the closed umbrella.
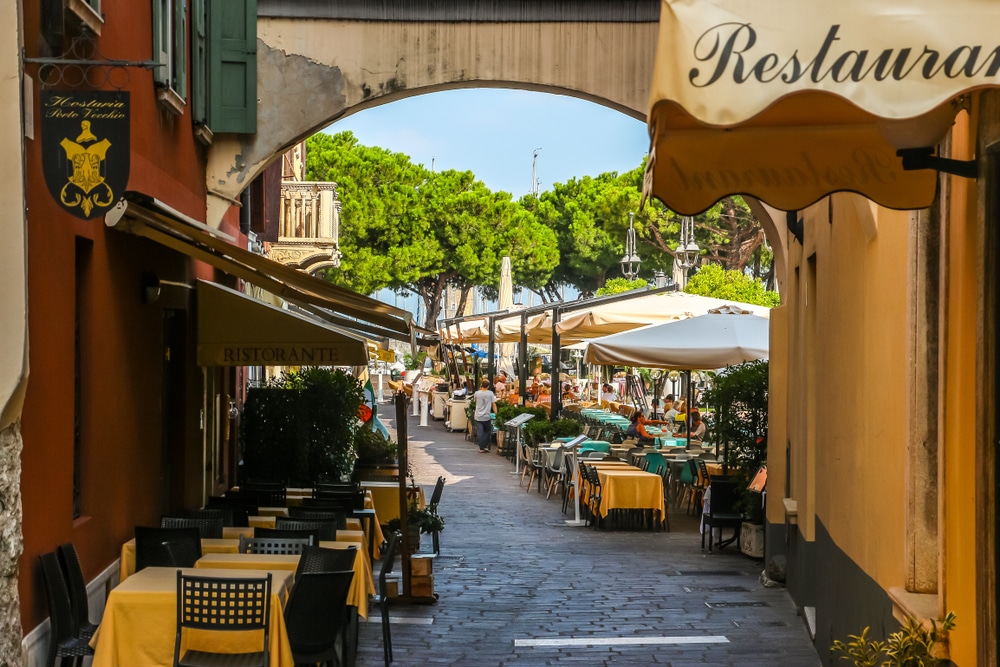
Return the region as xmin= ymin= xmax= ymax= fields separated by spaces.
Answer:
xmin=497 ymin=256 xmax=515 ymax=375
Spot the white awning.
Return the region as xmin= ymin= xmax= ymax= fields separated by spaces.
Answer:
xmin=644 ymin=0 xmax=999 ymax=214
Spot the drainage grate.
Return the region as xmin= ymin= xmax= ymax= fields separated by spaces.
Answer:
xmin=677 ymin=570 xmax=744 ymax=576
xmin=732 ymin=620 xmax=787 ymax=628
xmin=705 ymin=601 xmax=771 ymax=608
xmin=683 ymin=586 xmax=751 ymax=593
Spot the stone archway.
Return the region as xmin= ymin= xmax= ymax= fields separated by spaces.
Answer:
xmin=207 ymin=15 xmax=787 ymax=294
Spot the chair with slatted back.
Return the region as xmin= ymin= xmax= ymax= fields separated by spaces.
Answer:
xmin=39 ymin=552 xmax=94 ymax=667
xmin=295 ymin=544 xmax=358 ymax=577
xmin=253 ymin=526 xmax=321 ymax=546
xmin=288 ymin=506 xmax=348 ymax=530
xmin=276 ymin=517 xmax=339 ymax=541
xmin=174 ymin=571 xmax=272 ymax=667
xmin=238 ymin=536 xmax=311 ymax=555
xmin=160 ymin=515 xmax=224 ymax=539
xmin=244 ymin=480 xmax=287 ymax=507
xmin=284 ymin=570 xmax=356 ymax=667
xmin=375 ymin=532 xmax=401 ymax=667
xmin=134 ymin=526 xmax=202 ymax=571
xmin=55 ymin=543 xmax=99 ymax=641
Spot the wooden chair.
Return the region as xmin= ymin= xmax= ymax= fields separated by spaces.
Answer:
xmin=174 ymin=571 xmax=272 ymax=667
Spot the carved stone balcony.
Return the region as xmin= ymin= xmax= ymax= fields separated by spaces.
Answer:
xmin=271 ymin=181 xmax=342 ymax=271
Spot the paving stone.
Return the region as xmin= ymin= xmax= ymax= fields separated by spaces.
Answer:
xmin=354 ymin=410 xmax=820 ymax=666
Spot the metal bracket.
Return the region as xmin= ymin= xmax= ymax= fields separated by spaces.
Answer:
xmin=897 ymin=147 xmax=978 ymax=179
xmin=24 ymin=35 xmax=162 ymax=89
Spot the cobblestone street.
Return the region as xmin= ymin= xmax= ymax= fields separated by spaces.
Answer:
xmin=354 ymin=407 xmax=820 ymax=666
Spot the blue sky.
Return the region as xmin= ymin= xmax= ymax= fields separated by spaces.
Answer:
xmin=323 ymin=88 xmax=649 ymax=197
xmin=322 ymin=88 xmax=650 ymax=318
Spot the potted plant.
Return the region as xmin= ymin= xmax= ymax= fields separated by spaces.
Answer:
xmin=352 ymin=426 xmax=399 ymax=481
xmin=702 ymin=360 xmax=768 ymax=557
xmin=387 ymin=498 xmax=445 ymax=553
xmin=832 ymin=612 xmax=956 ymax=666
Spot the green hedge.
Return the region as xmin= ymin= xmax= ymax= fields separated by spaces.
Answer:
xmin=241 ymin=368 xmax=364 ymax=486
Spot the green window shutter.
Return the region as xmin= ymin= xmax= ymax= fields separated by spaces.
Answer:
xmin=208 ymin=0 xmax=257 ymax=134
xmin=152 ymin=0 xmax=167 ymax=87
xmin=191 ymin=0 xmax=207 ymax=125
xmin=173 ymin=0 xmax=187 ymax=98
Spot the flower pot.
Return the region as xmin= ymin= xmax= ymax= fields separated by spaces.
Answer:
xmin=740 ymin=521 xmax=764 ymax=558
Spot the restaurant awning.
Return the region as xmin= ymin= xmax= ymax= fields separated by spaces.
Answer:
xmin=196 ymin=281 xmax=369 ymax=366
xmin=644 ymin=0 xmax=998 ymax=214
xmin=105 ymin=193 xmax=435 ymax=346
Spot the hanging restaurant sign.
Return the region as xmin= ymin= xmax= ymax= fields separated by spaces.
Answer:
xmin=41 ymin=90 xmax=130 ymax=220
xmin=643 ymin=0 xmax=1000 ymax=215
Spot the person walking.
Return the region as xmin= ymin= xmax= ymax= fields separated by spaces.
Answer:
xmin=473 ymin=379 xmax=497 ymax=453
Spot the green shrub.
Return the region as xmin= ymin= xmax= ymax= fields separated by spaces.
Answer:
xmin=354 ymin=427 xmax=397 ymax=464
xmin=242 ymin=367 xmax=364 ymax=485
xmin=831 ymin=612 xmax=955 ymax=667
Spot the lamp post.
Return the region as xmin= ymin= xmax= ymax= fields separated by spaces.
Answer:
xmin=675 ymin=215 xmax=700 ymax=288
xmin=620 ymin=212 xmax=641 ymax=279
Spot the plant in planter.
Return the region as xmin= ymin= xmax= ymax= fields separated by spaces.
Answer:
xmin=831 ymin=612 xmax=956 ymax=666
xmin=242 ymin=367 xmax=364 ymax=486
xmin=354 ymin=427 xmax=398 ymax=465
xmin=702 ymin=360 xmax=768 ymax=521
xmin=386 ymin=479 xmax=445 ymax=553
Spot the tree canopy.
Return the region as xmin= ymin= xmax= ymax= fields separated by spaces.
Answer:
xmin=307 ymin=132 xmax=558 ymax=327
xmin=304 ymin=130 xmax=776 ymax=326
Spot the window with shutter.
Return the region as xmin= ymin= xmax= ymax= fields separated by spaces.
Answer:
xmin=207 ymin=0 xmax=257 ymax=134
xmin=152 ymin=0 xmax=187 ymax=114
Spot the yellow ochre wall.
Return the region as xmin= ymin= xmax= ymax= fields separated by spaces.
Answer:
xmin=772 ymin=106 xmax=983 ymax=664
xmin=940 ymin=109 xmax=978 ymax=667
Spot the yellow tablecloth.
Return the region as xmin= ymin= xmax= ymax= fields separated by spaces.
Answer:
xmin=195 ymin=545 xmax=375 ymax=618
xmin=91 ymin=567 xmax=294 ymax=667
xmin=257 ymin=507 xmax=291 ymax=517
xmin=596 ymin=469 xmax=666 ymax=520
xmin=224 ymin=510 xmax=384 ymax=561
xmin=120 ymin=538 xmax=237 ymax=583
xmin=361 ymin=482 xmax=426 ymax=524
xmin=249 ymin=515 xmax=278 ymax=528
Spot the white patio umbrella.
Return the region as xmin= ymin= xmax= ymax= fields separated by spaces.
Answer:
xmin=584 ymin=305 xmax=770 ymax=369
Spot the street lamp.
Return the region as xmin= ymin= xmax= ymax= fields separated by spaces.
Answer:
xmin=620 ymin=212 xmax=641 ymax=279
xmin=675 ymin=215 xmax=700 ymax=287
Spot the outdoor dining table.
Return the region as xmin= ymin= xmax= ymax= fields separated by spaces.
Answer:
xmin=361 ymin=481 xmax=426 ymax=524
xmin=596 ymin=468 xmax=666 ymax=523
xmin=119 ymin=537 xmax=237 ymax=583
xmin=196 ymin=544 xmax=375 ymax=618
xmin=91 ymin=566 xmax=296 ymax=667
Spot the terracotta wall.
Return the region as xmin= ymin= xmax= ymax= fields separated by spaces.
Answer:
xmin=18 ymin=0 xmax=213 ymax=630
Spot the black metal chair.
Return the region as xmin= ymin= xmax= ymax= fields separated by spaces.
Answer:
xmin=160 ymin=515 xmax=224 ymax=539
xmin=254 ymin=526 xmax=322 ymax=547
xmin=55 ymin=543 xmax=99 ymax=641
xmin=284 ymin=570 xmax=355 ymax=667
xmin=39 ymin=552 xmax=94 ymax=667
xmin=289 ymin=506 xmax=348 ymax=530
xmin=237 ymin=536 xmax=312 ymax=555
xmin=428 ymin=476 xmax=446 ymax=555
xmin=295 ymin=544 xmax=358 ymax=577
xmin=243 ymin=480 xmax=287 ymax=507
xmin=276 ymin=517 xmax=339 ymax=541
xmin=375 ymin=532 xmax=401 ymax=667
xmin=701 ymin=479 xmax=744 ymax=553
xmin=134 ymin=526 xmax=202 ymax=571
xmin=174 ymin=570 xmax=272 ymax=667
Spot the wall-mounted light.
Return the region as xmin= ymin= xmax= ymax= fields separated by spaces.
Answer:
xmin=141 ymin=271 xmax=161 ymax=304
xmin=878 ymin=100 xmax=976 ymax=179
